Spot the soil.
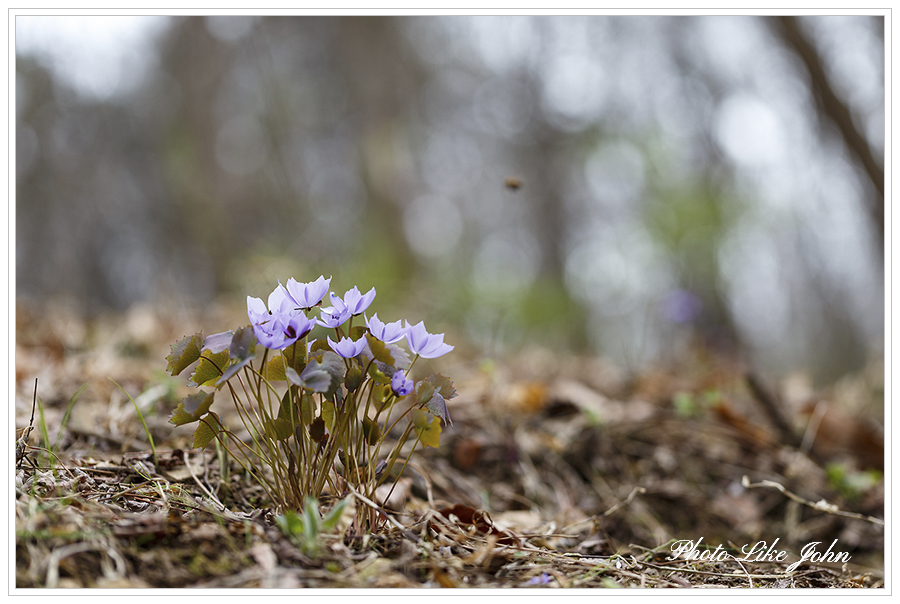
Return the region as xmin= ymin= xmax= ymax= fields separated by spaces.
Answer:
xmin=14 ymin=301 xmax=884 ymax=589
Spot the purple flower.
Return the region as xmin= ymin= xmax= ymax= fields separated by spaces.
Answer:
xmin=405 ymin=321 xmax=454 ymax=359
xmin=327 ymin=336 xmax=367 ymax=359
xmin=284 ymin=275 xmax=331 ymax=310
xmin=247 ymin=295 xmax=315 ymax=350
xmin=341 ymin=286 xmax=376 ymax=316
xmin=317 ymin=295 xmax=351 ymax=328
xmin=391 ymin=370 xmax=414 ymax=397
xmin=528 ymin=573 xmax=552 ymax=585
xmin=365 ymin=313 xmax=408 ymax=344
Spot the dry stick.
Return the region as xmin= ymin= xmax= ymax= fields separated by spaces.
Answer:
xmin=345 ymin=483 xmax=417 ymax=540
xmin=183 ymin=450 xmax=226 ymax=511
xmin=744 ymin=372 xmax=801 ymax=449
xmin=603 ymin=486 xmax=647 ymax=517
xmin=741 ymin=475 xmax=884 ymax=527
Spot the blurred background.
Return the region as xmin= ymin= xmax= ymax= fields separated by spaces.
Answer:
xmin=15 ymin=15 xmax=884 ymax=384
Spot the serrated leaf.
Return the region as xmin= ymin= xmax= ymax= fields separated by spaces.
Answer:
xmin=425 ymin=374 xmax=457 ymax=400
xmin=189 ymin=350 xmax=230 ymax=387
xmin=192 ymin=412 xmax=221 ymax=448
xmin=283 ymin=340 xmax=307 ymax=370
xmin=411 ymin=409 xmax=442 ymax=448
xmin=367 ymin=362 xmax=390 ymax=385
xmin=166 ymin=333 xmax=203 ymax=376
xmin=264 ymin=342 xmax=306 ymax=380
xmin=310 ymin=339 xmax=331 ymax=354
xmin=265 ymin=355 xmax=288 ymax=381
xmin=169 ymin=391 xmax=215 ymax=426
xmin=384 ymin=342 xmax=410 ymax=369
xmin=365 ymin=333 xmax=395 ymax=366
xmin=424 ymin=392 xmax=452 ymax=427
xmin=414 ymin=380 xmax=436 ymax=406
xmin=202 ymin=331 xmax=233 ymax=354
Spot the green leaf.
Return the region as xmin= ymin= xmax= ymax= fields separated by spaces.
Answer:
xmin=367 ymin=362 xmax=390 ymax=385
xmin=321 ymin=498 xmax=349 ymax=530
xmin=300 ymin=390 xmax=315 ymax=426
xmin=414 ymin=380 xmax=436 ymax=406
xmin=349 ymin=325 xmax=368 ymax=341
xmin=310 ymin=339 xmax=331 ymax=354
xmin=363 ymin=417 xmax=382 ymax=445
xmin=322 ymin=400 xmax=335 ymax=432
xmin=192 ymin=412 xmax=221 ymax=448
xmin=169 ymin=391 xmax=215 ymax=426
xmin=384 ymin=342 xmax=410 ymax=369
xmin=264 ymin=355 xmax=288 ymax=381
xmin=263 ymin=342 xmax=306 ymax=381
xmin=428 ymin=374 xmax=457 ymax=400
xmin=298 ymin=351 xmax=345 ymax=396
xmin=229 ymin=325 xmax=257 ymax=360
xmin=424 ymin=392 xmax=452 ymax=427
xmin=166 ymin=333 xmax=203 ymax=376
xmin=372 ymin=384 xmax=392 ymax=411
xmin=278 ymin=388 xmax=301 ymax=426
xmin=276 ymin=510 xmax=305 ymax=537
xmin=365 ymin=333 xmax=395 ymax=366
xmin=411 ymin=409 xmax=442 ymax=448
xmin=264 ymin=417 xmax=294 ymax=441
xmin=303 ymin=497 xmax=320 ymax=535
xmin=189 ymin=350 xmax=230 ymax=387
xmin=344 ymin=365 xmax=364 ymax=392
xmin=309 ymin=416 xmax=326 ymax=443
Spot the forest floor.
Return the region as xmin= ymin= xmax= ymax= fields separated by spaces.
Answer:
xmin=13 ymin=300 xmax=885 ymax=590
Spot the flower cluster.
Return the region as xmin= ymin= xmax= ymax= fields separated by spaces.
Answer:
xmin=166 ymin=275 xmax=458 ymax=522
xmin=246 ymin=276 xmax=454 ymax=362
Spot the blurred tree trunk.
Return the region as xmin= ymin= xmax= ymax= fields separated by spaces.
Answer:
xmin=769 ymin=16 xmax=884 ymax=253
xmin=336 ymin=17 xmax=419 ymax=276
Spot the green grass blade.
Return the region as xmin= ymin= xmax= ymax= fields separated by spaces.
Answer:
xmin=53 ymin=383 xmax=87 ymax=452
xmin=36 ymin=397 xmax=51 ymax=467
xmin=110 ymin=378 xmax=158 ymax=467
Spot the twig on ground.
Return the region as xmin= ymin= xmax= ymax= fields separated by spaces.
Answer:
xmin=741 ymin=475 xmax=884 ymax=527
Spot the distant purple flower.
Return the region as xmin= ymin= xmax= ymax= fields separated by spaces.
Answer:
xmin=341 ymin=286 xmax=376 ymax=316
xmin=285 ymin=275 xmax=331 ymax=310
xmin=247 ymin=295 xmax=315 ymax=350
xmin=366 ymin=313 xmax=407 ymax=344
xmin=662 ymin=289 xmax=702 ymax=324
xmin=328 ymin=336 xmax=367 ymax=359
xmin=404 ymin=321 xmax=454 ymax=359
xmin=391 ymin=370 xmax=414 ymax=397
xmin=528 ymin=572 xmax=552 ymax=585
